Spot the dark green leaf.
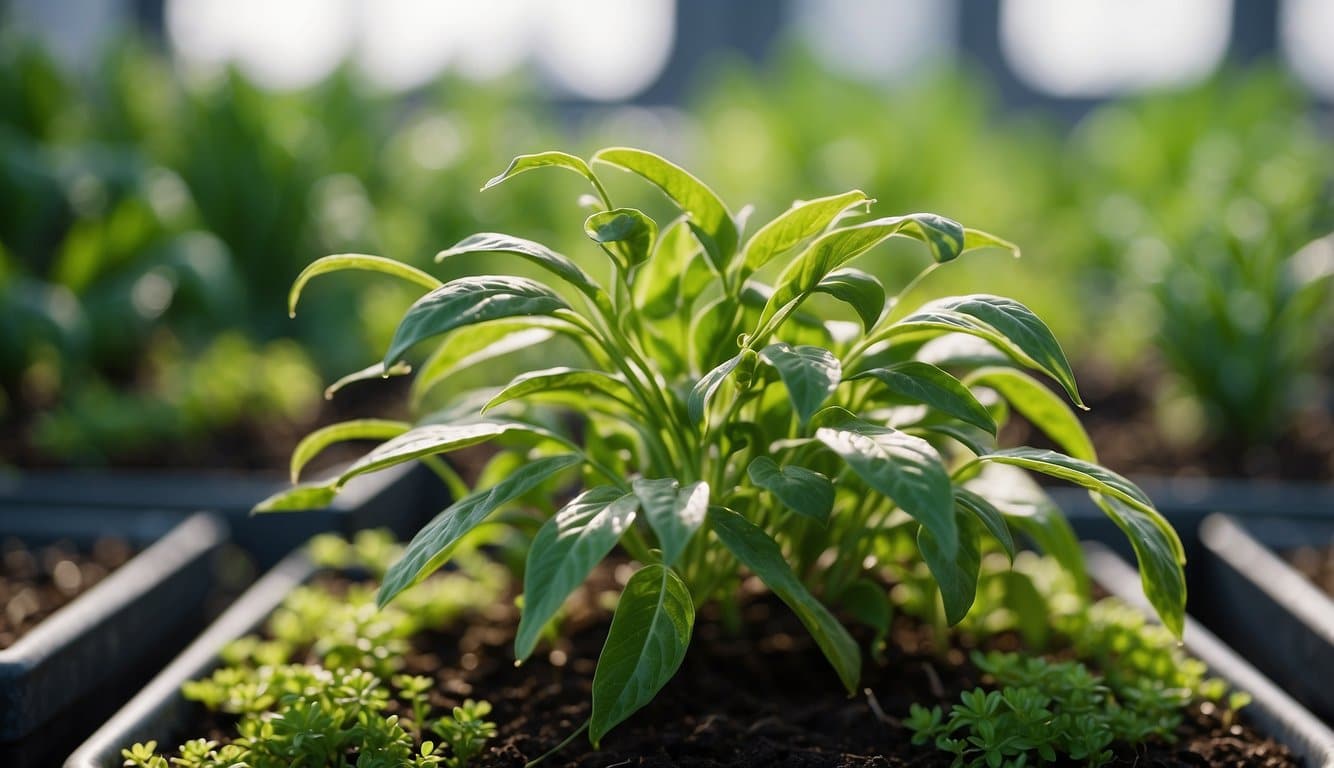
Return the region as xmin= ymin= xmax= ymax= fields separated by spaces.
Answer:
xmin=585 ymin=208 xmax=657 ymax=271
xmin=289 ymin=254 xmax=441 ymax=318
xmin=709 ymin=507 xmax=860 ymax=693
xmin=385 ymin=276 xmax=569 ymax=365
xmin=918 ymin=505 xmax=982 ymax=625
xmin=378 ymin=454 xmax=582 ymax=606
xmin=742 ymin=190 xmax=871 ymax=272
xmin=965 ymin=367 xmax=1094 ymax=461
xmin=516 ymin=488 xmax=639 ymax=660
xmin=760 ymin=343 xmax=841 ymax=424
xmin=590 ymin=564 xmax=694 ymax=745
xmin=965 ymin=464 xmax=1088 ymax=597
xmin=1093 ymin=493 xmax=1187 ymax=637
xmin=485 ymin=367 xmax=635 ymax=413
xmin=953 ymin=487 xmax=1015 ymax=561
xmin=632 ymin=478 xmax=709 ymax=566
xmin=813 ymin=268 xmax=885 ymax=329
xmin=837 ymin=579 xmax=890 ymax=660
xmin=746 ymin=456 xmax=834 ymax=524
xmin=851 ymin=361 xmax=995 ymax=435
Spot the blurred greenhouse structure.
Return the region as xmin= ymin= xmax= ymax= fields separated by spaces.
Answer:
xmin=1 ymin=0 xmax=1331 ymax=479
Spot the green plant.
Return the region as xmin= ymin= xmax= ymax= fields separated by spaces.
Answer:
xmin=262 ymin=146 xmax=1185 ymax=747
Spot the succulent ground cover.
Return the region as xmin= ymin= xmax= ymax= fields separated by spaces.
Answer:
xmin=0 ymin=534 xmax=134 ymax=647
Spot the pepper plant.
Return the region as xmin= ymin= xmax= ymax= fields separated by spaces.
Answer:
xmin=260 ymin=147 xmax=1185 ymax=747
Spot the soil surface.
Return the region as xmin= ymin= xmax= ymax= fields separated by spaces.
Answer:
xmin=0 ymin=535 xmax=134 ymax=648
xmin=1286 ymin=544 xmax=1334 ymax=597
xmin=188 ymin=573 xmax=1296 ymax=768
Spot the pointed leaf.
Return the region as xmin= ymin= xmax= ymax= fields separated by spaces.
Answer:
xmin=379 ymin=454 xmax=582 ymax=606
xmin=688 ymin=354 xmax=741 ymax=424
xmin=760 ymin=343 xmax=841 ymax=424
xmin=338 ymin=420 xmax=551 ymax=488
xmin=742 ymin=190 xmax=871 ymax=271
xmin=851 ymin=361 xmax=995 ymax=435
xmin=1093 ymin=494 xmax=1187 ymax=637
xmin=436 ymin=233 xmax=606 ymax=305
xmin=709 ymin=507 xmax=860 ymax=693
xmin=953 ymin=487 xmax=1015 ymax=561
xmin=385 ymin=276 xmax=569 ymax=365
xmin=813 ymin=407 xmax=955 ymax=556
xmin=253 ymin=482 xmax=337 ymax=514
xmin=963 ymin=228 xmax=1021 ymax=257
xmin=585 ymin=208 xmax=657 ymax=271
xmin=516 ymin=488 xmax=639 ymax=660
xmin=813 ymin=267 xmax=885 ymax=329
xmin=746 ymin=456 xmax=834 ymax=524
xmin=289 ymin=254 xmax=440 ymax=317
xmin=965 ymin=367 xmax=1094 ymax=461
xmin=483 ymin=151 xmax=602 ymax=193
xmin=918 ymin=506 xmax=982 ymax=624
xmin=485 ymin=367 xmax=635 ymax=413
xmin=324 ymin=361 xmax=412 ymax=400
xmin=966 ymin=463 xmax=1088 ymax=597
xmin=632 ymin=478 xmax=709 ymax=566
xmin=290 ymin=419 xmax=410 ymax=484
xmin=590 ymin=564 xmax=694 ymax=745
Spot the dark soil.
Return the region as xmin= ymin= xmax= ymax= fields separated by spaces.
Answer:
xmin=188 ymin=573 xmax=1297 ymax=768
xmin=0 ymin=535 xmax=134 ymax=648
xmin=1286 ymin=543 xmax=1334 ymax=597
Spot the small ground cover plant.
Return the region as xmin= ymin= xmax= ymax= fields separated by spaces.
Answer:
xmin=121 ymin=530 xmax=506 ymax=768
xmin=261 ymin=147 xmax=1186 ymax=750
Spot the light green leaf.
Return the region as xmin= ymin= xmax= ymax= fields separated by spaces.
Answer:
xmin=290 ymin=419 xmax=410 ymax=484
xmin=384 ymin=276 xmax=569 ymax=365
xmin=850 ymin=361 xmax=995 ymax=435
xmin=759 ymin=343 xmax=841 ymax=424
xmin=746 ymin=456 xmax=834 ymax=524
xmin=741 ymin=190 xmax=871 ymax=272
xmin=918 ymin=506 xmax=982 ymax=625
xmin=965 ymin=367 xmax=1094 ymax=461
xmin=709 ymin=507 xmax=860 ymax=693
xmin=485 ymin=367 xmax=635 ymax=413
xmin=378 ymin=454 xmax=582 ymax=606
xmin=690 ymin=294 xmax=741 ymax=375
xmin=252 ymin=482 xmax=337 ymax=514
xmin=289 ymin=254 xmax=441 ymax=318
xmin=411 ymin=320 xmax=560 ymax=408
xmin=436 ymin=233 xmax=606 ymax=305
xmin=516 ymin=488 xmax=639 ymax=660
xmin=1093 ymin=493 xmax=1187 ymax=637
xmin=338 ymin=420 xmax=551 ymax=488
xmin=634 ymin=216 xmax=701 ymax=318
xmin=323 ymin=361 xmax=412 ymax=400
xmin=593 ymin=147 xmax=738 ymax=274
xmin=886 ymin=295 xmax=1083 ymax=407
xmin=813 ymin=407 xmax=955 ymax=556
xmin=482 ymin=151 xmax=602 ymax=194
xmin=590 ymin=564 xmax=694 ymax=746
xmin=963 ymin=228 xmax=1021 ymax=257
xmin=632 ymin=478 xmax=709 ymax=566
xmin=688 ymin=354 xmax=741 ymax=424
xmin=585 ymin=208 xmax=657 ymax=271
xmin=953 ymin=487 xmax=1015 ymax=561
xmin=813 ymin=268 xmax=885 ymax=329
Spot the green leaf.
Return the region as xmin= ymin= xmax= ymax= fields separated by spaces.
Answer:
xmin=688 ymin=354 xmax=742 ymax=424
xmin=746 ymin=456 xmax=834 ymax=524
xmin=953 ymin=487 xmax=1015 ymax=561
xmin=378 ymin=454 xmax=582 ymax=606
xmin=850 ymin=361 xmax=995 ymax=435
xmin=813 ymin=268 xmax=885 ymax=329
xmin=965 ymin=464 xmax=1088 ymax=597
xmin=965 ymin=367 xmax=1094 ymax=461
xmin=886 ymin=295 xmax=1083 ymax=407
xmin=837 ymin=579 xmax=890 ymax=660
xmin=338 ymin=420 xmax=551 ymax=488
xmin=485 ymin=367 xmax=635 ymax=413
xmin=324 ymin=361 xmax=412 ymax=400
xmin=634 ymin=216 xmax=701 ymax=318
xmin=759 ymin=343 xmax=841 ymax=424
xmin=385 ymin=276 xmax=569 ymax=365
xmin=632 ymin=478 xmax=709 ymax=566
xmin=998 ymin=570 xmax=1048 ymax=648
xmin=516 ymin=488 xmax=639 ymax=661
xmin=289 ymin=254 xmax=441 ymax=317
xmin=963 ymin=228 xmax=1021 ymax=257
xmin=709 ymin=507 xmax=860 ymax=693
xmin=436 ymin=233 xmax=606 ymax=305
xmin=411 ymin=320 xmax=560 ymax=408
xmin=690 ymin=294 xmax=741 ymax=375
xmin=590 ymin=564 xmax=694 ymax=746
xmin=585 ymin=208 xmax=657 ymax=271
xmin=918 ymin=505 xmax=982 ymax=625
xmin=290 ymin=419 xmax=410 ymax=484
xmin=482 ymin=151 xmax=603 ymax=194
xmin=252 ymin=482 xmax=337 ymax=514
xmin=813 ymin=407 xmax=955 ymax=556
xmin=1092 ymin=493 xmax=1187 ymax=637
xmin=741 ymin=190 xmax=871 ymax=272
xmin=593 ymin=147 xmax=738 ymax=274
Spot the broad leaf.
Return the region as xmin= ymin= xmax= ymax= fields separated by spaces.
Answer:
xmin=813 ymin=408 xmax=955 ymax=556
xmin=385 ymin=276 xmax=569 ymax=365
xmin=338 ymin=420 xmax=551 ymax=488
xmin=378 ymin=454 xmax=582 ymax=606
xmin=886 ymin=295 xmax=1083 ymax=407
xmin=483 ymin=151 xmax=602 ymax=193
xmin=411 ymin=321 xmax=560 ymax=408
xmin=746 ymin=456 xmax=834 ymax=524
xmin=585 ymin=208 xmax=657 ymax=272
xmin=289 ymin=254 xmax=440 ymax=317
xmin=850 ymin=361 xmax=995 ymax=435
xmin=485 ymin=367 xmax=635 ymax=413
xmin=918 ymin=506 xmax=982 ymax=625
xmin=953 ymin=487 xmax=1015 ymax=561
xmin=436 ymin=233 xmax=606 ymax=305
xmin=760 ymin=343 xmax=841 ymax=424
xmin=813 ymin=268 xmax=885 ymax=329
xmin=290 ymin=419 xmax=410 ymax=484
xmin=253 ymin=482 xmax=337 ymax=514
xmin=632 ymin=478 xmax=709 ymax=566
xmin=965 ymin=367 xmax=1094 ymax=461
xmin=516 ymin=488 xmax=639 ymax=660
xmin=323 ymin=361 xmax=412 ymax=400
xmin=688 ymin=354 xmax=742 ymax=424
xmin=742 ymin=190 xmax=871 ymax=272
xmin=710 ymin=507 xmax=860 ymax=693
xmin=590 ymin=564 xmax=694 ymax=746
xmin=593 ymin=147 xmax=738 ymax=274
xmin=966 ymin=463 xmax=1088 ymax=597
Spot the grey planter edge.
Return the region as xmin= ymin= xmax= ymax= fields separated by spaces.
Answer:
xmin=1085 ymin=541 xmax=1334 ymax=768
xmin=0 ymin=511 xmax=228 ymax=741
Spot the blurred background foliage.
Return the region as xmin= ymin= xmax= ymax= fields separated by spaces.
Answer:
xmin=0 ymin=12 xmax=1330 ymax=477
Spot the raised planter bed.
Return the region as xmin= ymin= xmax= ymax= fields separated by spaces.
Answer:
xmin=64 ymin=540 xmax=1334 ymax=768
xmin=0 ymin=509 xmax=227 ymax=767
xmin=1196 ymin=514 xmax=1334 ymax=725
